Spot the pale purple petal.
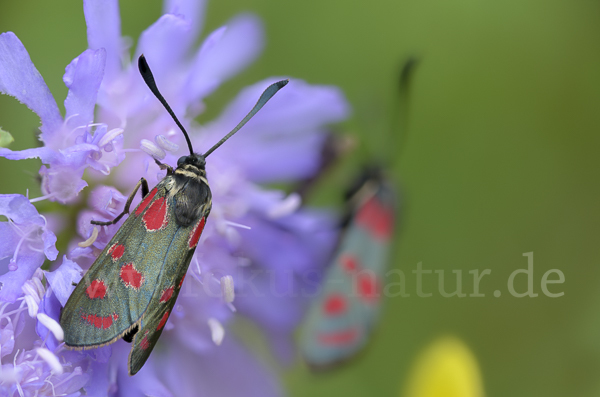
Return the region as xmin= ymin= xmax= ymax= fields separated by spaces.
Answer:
xmin=52 ymin=371 xmax=91 ymax=396
xmin=84 ymin=0 xmax=122 ymax=81
xmin=63 ymin=48 xmax=106 ymax=130
xmin=45 ymin=256 xmax=83 ymax=307
xmin=0 ymin=319 xmax=15 ymax=358
xmin=163 ymin=0 xmax=206 ymax=47
xmin=113 ymin=345 xmax=173 ymax=397
xmin=88 ymin=185 xmax=126 ymax=215
xmin=186 ymin=14 xmax=264 ymax=102
xmin=236 ymin=274 xmax=304 ymax=364
xmin=42 ymin=229 xmax=59 ymax=261
xmin=0 ymin=251 xmax=46 ymax=303
xmin=238 ymin=210 xmax=337 ymax=273
xmin=39 ymin=165 xmax=88 ymax=204
xmin=0 ymin=196 xmax=58 ymax=302
xmin=160 ymin=337 xmax=281 ymax=397
xmin=0 ymin=194 xmax=45 ymax=226
xmin=35 ymin=289 xmax=63 ymax=351
xmin=83 ymin=360 xmax=113 ymax=397
xmin=136 ymin=14 xmax=192 ymax=84
xmin=206 ymin=78 xmax=349 ymax=144
xmin=221 ymin=131 xmax=327 ymax=183
xmin=0 ymin=145 xmax=58 ymax=164
xmin=173 ymin=277 xmax=232 ymax=352
xmin=0 ymin=32 xmax=62 ymax=141
xmin=0 ymin=224 xmax=19 ymax=258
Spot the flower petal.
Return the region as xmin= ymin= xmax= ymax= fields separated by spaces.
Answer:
xmin=0 ymin=194 xmax=45 ymax=227
xmin=63 ymin=48 xmax=106 ymax=131
xmin=210 ymin=78 xmax=349 ymax=137
xmin=222 ymin=132 xmax=327 ymax=183
xmin=0 ymin=250 xmax=46 ymax=303
xmin=238 ymin=209 xmax=337 ymax=273
xmin=0 ymin=318 xmax=15 ymax=358
xmin=186 ymin=14 xmax=264 ymax=103
xmin=0 ymin=146 xmax=58 ymax=164
xmin=84 ymin=0 xmax=122 ymax=81
xmin=35 ymin=289 xmax=63 ymax=350
xmin=42 ymin=229 xmax=59 ymax=261
xmin=112 ymin=344 xmax=173 ymax=397
xmin=83 ymin=360 xmax=112 ymax=397
xmin=136 ymin=14 xmax=193 ymax=85
xmin=40 ymin=165 xmax=88 ymax=204
xmin=163 ymin=0 xmax=206 ymax=42
xmin=45 ymin=256 xmax=83 ymax=307
xmin=0 ymin=223 xmax=19 ymax=259
xmin=0 ymin=32 xmax=62 ymax=141
xmin=0 ymin=196 xmax=58 ymax=302
xmin=161 ymin=337 xmax=281 ymax=397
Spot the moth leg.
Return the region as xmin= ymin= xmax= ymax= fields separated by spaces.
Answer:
xmin=91 ymin=178 xmax=149 ymax=226
xmin=155 ymin=159 xmax=174 ymax=175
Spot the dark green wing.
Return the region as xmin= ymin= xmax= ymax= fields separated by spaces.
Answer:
xmin=60 ymin=181 xmax=206 ymax=350
xmin=127 ymin=214 xmax=208 ymax=375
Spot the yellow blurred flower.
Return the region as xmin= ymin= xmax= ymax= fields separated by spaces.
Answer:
xmin=402 ymin=337 xmax=484 ymax=397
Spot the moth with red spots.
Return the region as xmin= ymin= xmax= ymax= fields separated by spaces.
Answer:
xmin=60 ymin=55 xmax=288 ymax=376
xmin=299 ymin=58 xmax=417 ymax=369
xmin=300 ymin=167 xmax=396 ymax=369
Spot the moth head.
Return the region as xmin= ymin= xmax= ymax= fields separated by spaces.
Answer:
xmin=177 ymin=154 xmax=206 ymax=170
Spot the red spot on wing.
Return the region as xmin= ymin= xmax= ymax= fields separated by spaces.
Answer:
xmin=178 ymin=274 xmax=186 ymax=289
xmin=108 ymin=244 xmax=125 ymax=261
xmin=355 ymin=197 xmax=393 ymax=240
xmin=340 ymin=254 xmax=360 ymax=273
xmin=102 ymin=316 xmax=113 ymax=329
xmin=189 ymin=218 xmax=206 ymax=249
xmin=323 ymin=293 xmax=348 ymax=316
xmin=317 ymin=327 xmax=360 ymax=346
xmin=142 ymin=197 xmax=169 ymax=231
xmin=120 ymin=263 xmax=144 ymax=289
xmin=159 ymin=286 xmax=174 ymax=303
xmin=85 ymin=279 xmax=107 ymax=299
xmin=157 ymin=311 xmax=170 ymax=331
xmin=81 ymin=313 xmax=118 ymax=329
xmin=140 ymin=331 xmax=150 ymax=350
xmin=356 ymin=272 xmax=380 ymax=304
xmin=135 ymin=188 xmax=158 ymax=216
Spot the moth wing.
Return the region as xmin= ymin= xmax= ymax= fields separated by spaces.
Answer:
xmin=61 ymin=184 xmax=179 ymax=348
xmin=127 ymin=213 xmax=208 ymax=376
xmin=300 ymin=181 xmax=395 ymax=369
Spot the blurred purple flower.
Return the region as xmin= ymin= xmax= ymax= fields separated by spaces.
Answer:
xmin=0 ymin=33 xmax=126 ymax=204
xmin=0 ymin=0 xmax=350 ymax=395
xmin=0 ymin=195 xmax=58 ymax=303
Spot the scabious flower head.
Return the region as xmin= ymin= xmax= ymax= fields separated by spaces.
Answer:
xmin=0 ymin=34 xmax=125 ymax=204
xmin=0 ymin=0 xmax=350 ymax=395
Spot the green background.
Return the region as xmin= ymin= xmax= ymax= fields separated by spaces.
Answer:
xmin=1 ymin=0 xmax=600 ymax=396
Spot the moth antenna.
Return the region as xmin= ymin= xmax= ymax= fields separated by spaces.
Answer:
xmin=138 ymin=54 xmax=194 ymax=156
xmin=203 ymin=79 xmax=289 ymax=158
xmin=392 ymin=57 xmax=419 ymax=165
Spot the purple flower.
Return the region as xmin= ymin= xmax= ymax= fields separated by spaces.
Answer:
xmin=0 ymin=268 xmax=91 ymax=396
xmin=0 ymin=33 xmax=127 ymax=204
xmin=0 ymin=0 xmax=350 ymax=395
xmin=0 ymin=195 xmax=58 ymax=303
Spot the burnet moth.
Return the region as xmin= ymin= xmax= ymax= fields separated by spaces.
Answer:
xmin=60 ymin=55 xmax=288 ymax=376
xmin=300 ymin=59 xmax=418 ymax=369
xmin=300 ymin=167 xmax=396 ymax=369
